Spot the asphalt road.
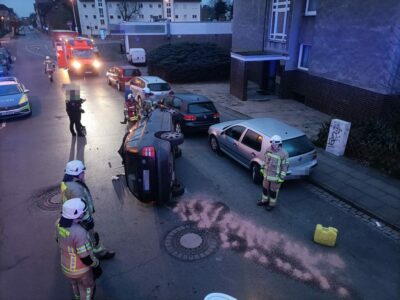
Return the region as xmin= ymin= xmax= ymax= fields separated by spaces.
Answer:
xmin=0 ymin=29 xmax=399 ymax=300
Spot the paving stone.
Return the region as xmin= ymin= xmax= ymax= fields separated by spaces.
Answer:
xmin=362 ymin=187 xmax=388 ymax=199
xmin=346 ymin=178 xmax=366 ymax=190
xmin=338 ymin=187 xmax=364 ymax=200
xmin=351 ymin=195 xmax=384 ymax=211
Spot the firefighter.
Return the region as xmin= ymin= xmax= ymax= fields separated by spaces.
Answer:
xmin=257 ymin=135 xmax=289 ymax=211
xmin=56 ymin=198 xmax=103 ymax=300
xmin=121 ymin=93 xmax=139 ymax=124
xmin=61 ymin=160 xmax=115 ymax=259
xmin=43 ymin=55 xmax=55 ymax=74
xmin=66 ymin=97 xmax=85 ymax=137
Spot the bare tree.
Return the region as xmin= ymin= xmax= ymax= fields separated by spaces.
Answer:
xmin=117 ymin=0 xmax=141 ymax=21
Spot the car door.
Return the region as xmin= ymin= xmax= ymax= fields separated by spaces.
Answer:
xmin=130 ymin=78 xmax=141 ymax=98
xmin=237 ymin=128 xmax=264 ymax=167
xmin=108 ymin=67 xmax=116 ymax=84
xmin=219 ymin=125 xmax=246 ymax=162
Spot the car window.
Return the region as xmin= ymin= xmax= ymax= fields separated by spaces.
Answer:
xmin=225 ymin=125 xmax=246 ymax=141
xmin=124 ymin=69 xmax=141 ymax=77
xmin=283 ymin=135 xmax=315 ymax=157
xmin=0 ymin=84 xmax=22 ymax=95
xmin=188 ymin=102 xmax=217 ymax=114
xmin=72 ymin=49 xmax=94 ymax=58
xmin=172 ymin=97 xmax=181 ymax=108
xmin=241 ymin=129 xmax=263 ymax=152
xmin=164 ymin=96 xmax=174 ymax=106
xmin=148 ymin=83 xmax=170 ymax=91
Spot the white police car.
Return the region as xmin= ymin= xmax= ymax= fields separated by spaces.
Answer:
xmin=0 ymin=77 xmax=31 ymax=119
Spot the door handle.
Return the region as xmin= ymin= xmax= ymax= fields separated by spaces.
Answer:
xmin=251 ymin=152 xmax=256 ymax=157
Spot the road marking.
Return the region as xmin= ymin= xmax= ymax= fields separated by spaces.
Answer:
xmin=0 ymin=122 xmax=6 ymax=130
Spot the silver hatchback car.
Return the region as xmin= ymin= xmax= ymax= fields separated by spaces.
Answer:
xmin=208 ymin=118 xmax=317 ymax=183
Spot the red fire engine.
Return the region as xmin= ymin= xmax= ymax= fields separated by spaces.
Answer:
xmin=55 ymin=34 xmax=101 ymax=75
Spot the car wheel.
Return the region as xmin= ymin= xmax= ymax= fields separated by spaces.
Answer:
xmin=251 ymin=163 xmax=263 ymax=185
xmin=175 ymin=122 xmax=182 ymax=134
xmin=209 ymin=135 xmax=220 ymax=153
xmin=117 ymin=81 xmax=122 ymax=91
xmin=154 ymin=131 xmax=184 ymax=147
xmin=172 ymin=181 xmax=185 ymax=197
xmin=108 ymin=78 xmax=111 ymax=85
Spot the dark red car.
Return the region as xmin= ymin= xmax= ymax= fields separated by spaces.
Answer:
xmin=106 ymin=65 xmax=141 ymax=91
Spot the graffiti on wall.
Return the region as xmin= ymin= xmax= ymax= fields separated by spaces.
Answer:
xmin=173 ymin=199 xmax=352 ymax=299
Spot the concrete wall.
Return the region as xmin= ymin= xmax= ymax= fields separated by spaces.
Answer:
xmin=310 ymin=0 xmax=400 ymax=94
xmin=231 ymin=0 xmax=267 ymax=52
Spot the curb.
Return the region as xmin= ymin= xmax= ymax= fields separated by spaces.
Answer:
xmin=308 ymin=177 xmax=400 ymax=232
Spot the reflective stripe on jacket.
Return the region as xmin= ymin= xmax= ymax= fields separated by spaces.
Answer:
xmin=56 ymin=222 xmax=96 ymax=278
xmin=263 ymin=147 xmax=289 ymax=182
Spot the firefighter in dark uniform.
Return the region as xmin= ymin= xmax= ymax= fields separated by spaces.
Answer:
xmin=66 ymin=97 xmax=85 ymax=137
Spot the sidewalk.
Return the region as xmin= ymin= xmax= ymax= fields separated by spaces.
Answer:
xmin=173 ymin=82 xmax=400 ymax=231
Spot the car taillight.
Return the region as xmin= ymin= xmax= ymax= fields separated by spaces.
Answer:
xmin=213 ymin=112 xmax=220 ymax=119
xmin=169 ymin=90 xmax=174 ymax=95
xmin=183 ymin=114 xmax=196 ymax=121
xmin=141 ymin=146 xmax=155 ymax=158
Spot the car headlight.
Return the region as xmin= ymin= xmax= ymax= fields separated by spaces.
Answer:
xmin=93 ymin=60 xmax=101 ymax=68
xmin=19 ymin=94 xmax=28 ymax=105
xmin=72 ymin=61 xmax=81 ymax=69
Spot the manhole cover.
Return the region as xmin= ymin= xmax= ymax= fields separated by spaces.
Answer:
xmin=165 ymin=223 xmax=219 ymax=261
xmin=35 ymin=186 xmax=62 ymax=211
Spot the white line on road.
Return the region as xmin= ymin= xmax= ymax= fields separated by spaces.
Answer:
xmin=0 ymin=122 xmax=6 ymax=130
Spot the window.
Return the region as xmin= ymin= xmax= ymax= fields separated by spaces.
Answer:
xmin=117 ymin=15 xmax=121 ymax=19
xmin=83 ymin=4 xmax=87 ymax=8
xmin=108 ymin=3 xmax=112 ymax=8
xmin=158 ymin=4 xmax=161 ymax=8
xmin=305 ymin=0 xmax=318 ymax=16
xmin=95 ymin=26 xmax=98 ymax=29
xmin=98 ymin=0 xmax=102 ymax=7
xmin=92 ymin=4 xmax=95 ymax=8
xmin=184 ymin=14 xmax=187 ymax=19
xmin=167 ymin=8 xmax=171 ymax=14
xmin=242 ymin=130 xmax=263 ymax=152
xmin=99 ymin=8 xmax=104 ymax=18
xmin=110 ymin=15 xmax=114 ymax=19
xmin=225 ymin=126 xmax=246 ymax=141
xmin=149 ymin=4 xmax=153 ymax=8
xmin=269 ymin=0 xmax=290 ymax=41
xmin=192 ymin=14 xmax=197 ymax=19
xmin=298 ymin=44 xmax=311 ymax=71
xmin=86 ymin=26 xmax=90 ymax=29
xmin=85 ymin=15 xmax=88 ymax=18
xmin=159 ymin=15 xmax=162 ymax=18
xmin=188 ymin=102 xmax=217 ymax=114
xmin=175 ymin=15 xmax=179 ymax=19
xmin=139 ymin=14 xmax=144 ymax=19
xmin=139 ymin=3 xmax=143 ymax=8
xmin=283 ymin=135 xmax=314 ymax=157
xmin=93 ymin=15 xmax=97 ymax=19
xmin=172 ymin=98 xmax=182 ymax=109
xmin=100 ymin=19 xmax=105 ymax=25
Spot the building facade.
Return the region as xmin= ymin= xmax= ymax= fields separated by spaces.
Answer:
xmin=77 ymin=0 xmax=201 ymax=36
xmin=231 ymin=0 xmax=400 ymax=122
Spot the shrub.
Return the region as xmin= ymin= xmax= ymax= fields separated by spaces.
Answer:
xmin=313 ymin=119 xmax=400 ymax=179
xmin=147 ymin=42 xmax=230 ymax=83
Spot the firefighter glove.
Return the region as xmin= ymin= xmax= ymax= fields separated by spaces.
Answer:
xmin=92 ymin=265 xmax=103 ymax=280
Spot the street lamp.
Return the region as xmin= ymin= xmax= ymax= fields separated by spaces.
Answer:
xmin=70 ymin=0 xmax=78 ymax=32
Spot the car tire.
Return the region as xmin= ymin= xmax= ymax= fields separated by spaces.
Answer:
xmin=209 ymin=135 xmax=221 ymax=153
xmin=251 ymin=163 xmax=263 ymax=185
xmin=117 ymin=81 xmax=122 ymax=91
xmin=154 ymin=131 xmax=184 ymax=147
xmin=172 ymin=181 xmax=185 ymax=197
xmin=174 ymin=122 xmax=183 ymax=134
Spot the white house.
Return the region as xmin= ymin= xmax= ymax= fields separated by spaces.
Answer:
xmin=77 ymin=0 xmax=201 ymax=36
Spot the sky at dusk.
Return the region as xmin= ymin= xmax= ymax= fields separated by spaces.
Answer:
xmin=1 ymin=0 xmax=35 ymax=17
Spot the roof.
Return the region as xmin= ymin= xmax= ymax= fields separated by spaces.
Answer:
xmin=238 ymin=118 xmax=305 ymax=140
xmin=0 ymin=77 xmax=18 ymax=85
xmin=140 ymin=76 xmax=167 ymax=84
xmin=174 ymin=92 xmax=211 ymax=103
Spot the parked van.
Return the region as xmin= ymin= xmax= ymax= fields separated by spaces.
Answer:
xmin=127 ymin=48 xmax=146 ymax=65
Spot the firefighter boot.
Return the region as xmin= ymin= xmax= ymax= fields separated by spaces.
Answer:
xmin=257 ymin=188 xmax=269 ymax=206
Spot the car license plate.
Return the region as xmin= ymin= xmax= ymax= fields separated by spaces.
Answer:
xmin=0 ymin=110 xmax=14 ymax=116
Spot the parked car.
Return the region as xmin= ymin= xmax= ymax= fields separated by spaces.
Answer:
xmin=0 ymin=77 xmax=31 ymax=119
xmin=121 ymin=106 xmax=184 ymax=204
xmin=129 ymin=76 xmax=173 ymax=105
xmin=126 ymin=48 xmax=146 ymax=65
xmin=106 ymin=65 xmax=141 ymax=91
xmin=163 ymin=92 xmax=220 ymax=133
xmin=208 ymin=118 xmax=317 ymax=183
xmin=0 ymin=53 xmax=11 ymax=70
xmin=0 ymin=48 xmax=12 ymax=64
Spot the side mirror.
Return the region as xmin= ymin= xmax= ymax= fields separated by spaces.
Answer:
xmin=143 ymin=87 xmax=150 ymax=94
xmin=24 ymin=89 xmax=30 ymax=93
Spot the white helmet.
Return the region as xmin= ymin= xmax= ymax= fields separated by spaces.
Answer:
xmin=62 ymin=198 xmax=87 ymax=219
xmin=45 ymin=56 xmax=50 ymax=60
xmin=65 ymin=160 xmax=86 ymax=176
xmin=270 ymin=135 xmax=283 ymax=145
xmin=127 ymin=93 xmax=134 ymax=100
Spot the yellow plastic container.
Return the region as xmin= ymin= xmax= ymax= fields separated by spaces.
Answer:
xmin=313 ymin=224 xmax=338 ymax=247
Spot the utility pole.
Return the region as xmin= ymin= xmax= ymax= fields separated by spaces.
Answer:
xmin=70 ymin=0 xmax=78 ymax=32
